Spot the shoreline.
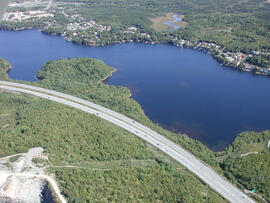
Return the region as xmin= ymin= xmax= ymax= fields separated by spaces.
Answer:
xmin=101 ymin=69 xmax=133 ymax=98
xmin=1 ymin=28 xmax=269 ymax=151
xmin=8 ymin=27 xmax=270 ymax=78
xmin=101 ymin=68 xmax=117 ymax=83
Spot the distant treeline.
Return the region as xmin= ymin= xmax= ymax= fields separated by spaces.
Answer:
xmin=1 ymin=0 xmax=270 ymax=54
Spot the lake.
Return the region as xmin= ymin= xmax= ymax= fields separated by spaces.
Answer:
xmin=0 ymin=30 xmax=270 ymax=150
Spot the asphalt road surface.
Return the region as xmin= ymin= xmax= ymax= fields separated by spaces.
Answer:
xmin=0 ymin=81 xmax=255 ymax=203
xmin=0 ymin=0 xmax=9 ymax=21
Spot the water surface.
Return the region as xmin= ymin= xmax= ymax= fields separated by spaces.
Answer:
xmin=0 ymin=30 xmax=270 ymax=150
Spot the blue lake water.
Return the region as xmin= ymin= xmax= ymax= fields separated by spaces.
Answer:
xmin=0 ymin=30 xmax=270 ymax=150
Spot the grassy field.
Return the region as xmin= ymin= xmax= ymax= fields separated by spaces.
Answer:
xmin=151 ymin=12 xmax=187 ymax=32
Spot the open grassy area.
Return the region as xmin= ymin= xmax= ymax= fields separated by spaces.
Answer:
xmin=151 ymin=12 xmax=175 ymax=32
xmin=151 ymin=12 xmax=187 ymax=32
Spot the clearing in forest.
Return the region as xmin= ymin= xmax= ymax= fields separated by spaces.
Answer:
xmin=150 ymin=12 xmax=187 ymax=32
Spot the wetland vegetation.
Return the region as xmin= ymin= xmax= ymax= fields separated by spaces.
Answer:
xmin=1 ymin=0 xmax=270 ymax=73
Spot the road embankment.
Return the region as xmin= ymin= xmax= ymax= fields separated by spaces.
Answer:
xmin=0 ymin=81 xmax=255 ymax=203
xmin=0 ymin=0 xmax=9 ymax=21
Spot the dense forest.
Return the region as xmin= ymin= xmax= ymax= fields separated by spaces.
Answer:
xmin=1 ymin=0 xmax=270 ymax=201
xmin=0 ymin=59 xmax=11 ymax=79
xmin=2 ymin=0 xmax=270 ymax=54
xmin=1 ymin=57 xmax=270 ymax=201
xmin=34 ymin=58 xmax=220 ymax=168
xmin=0 ymin=92 xmax=227 ymax=202
xmin=74 ymin=0 xmax=270 ymax=52
xmin=0 ymin=58 xmax=226 ymax=202
xmin=47 ymin=0 xmax=270 ymax=53
xmin=219 ymin=131 xmax=270 ymax=202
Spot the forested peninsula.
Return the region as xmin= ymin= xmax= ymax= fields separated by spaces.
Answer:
xmin=1 ymin=58 xmax=269 ymax=202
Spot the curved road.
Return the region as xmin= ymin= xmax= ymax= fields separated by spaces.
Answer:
xmin=0 ymin=81 xmax=254 ymax=203
xmin=0 ymin=0 xmax=9 ymax=21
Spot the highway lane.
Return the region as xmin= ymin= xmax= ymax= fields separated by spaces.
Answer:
xmin=0 ymin=81 xmax=255 ymax=203
xmin=0 ymin=0 xmax=9 ymax=21
xmin=46 ymin=0 xmax=53 ymax=10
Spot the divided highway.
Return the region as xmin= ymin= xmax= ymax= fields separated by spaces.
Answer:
xmin=0 ymin=0 xmax=9 ymax=21
xmin=0 ymin=81 xmax=254 ymax=203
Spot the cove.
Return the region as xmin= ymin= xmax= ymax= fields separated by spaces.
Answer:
xmin=1 ymin=30 xmax=270 ymax=151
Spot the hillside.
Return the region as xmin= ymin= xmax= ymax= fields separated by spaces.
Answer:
xmin=0 ymin=58 xmax=226 ymax=202
xmin=219 ymin=131 xmax=270 ymax=202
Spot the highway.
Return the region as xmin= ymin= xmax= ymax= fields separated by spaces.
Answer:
xmin=0 ymin=0 xmax=9 ymax=21
xmin=0 ymin=81 xmax=254 ymax=203
xmin=45 ymin=0 xmax=53 ymax=10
